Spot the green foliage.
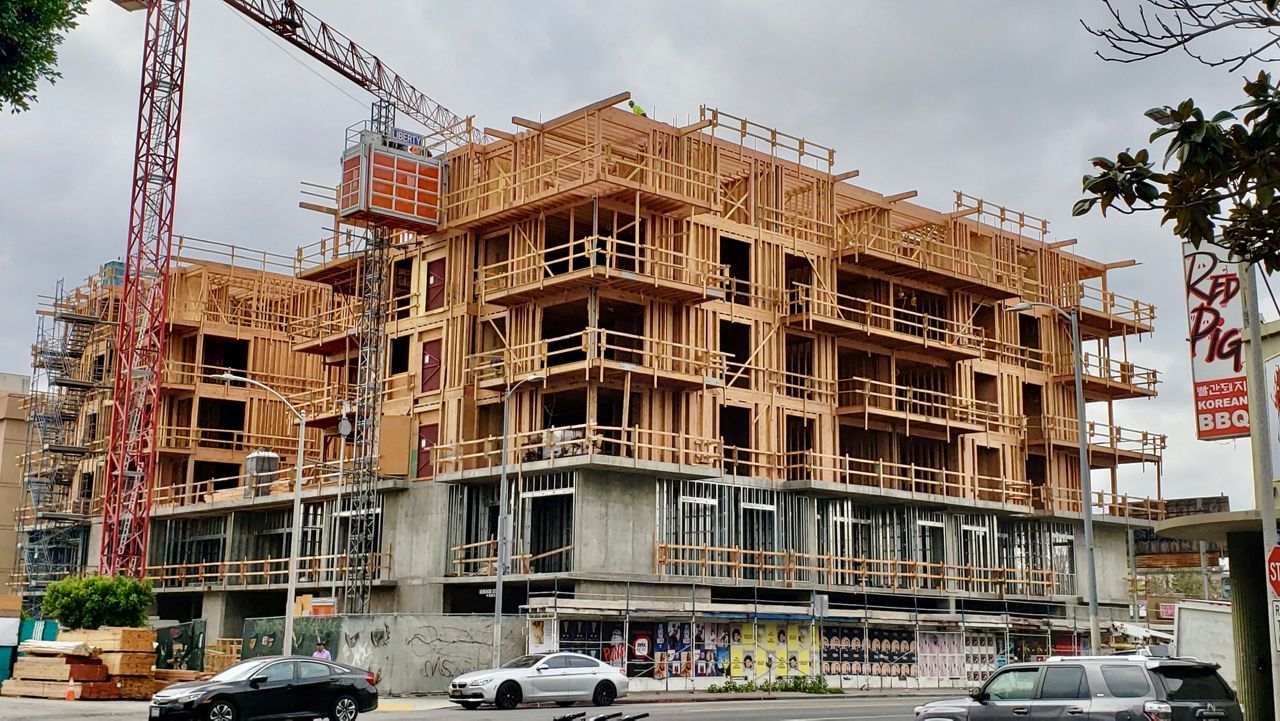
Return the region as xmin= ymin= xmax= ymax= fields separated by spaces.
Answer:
xmin=0 ymin=0 xmax=89 ymax=113
xmin=707 ymin=675 xmax=836 ymax=694
xmin=1077 ymin=70 xmax=1280 ymax=271
xmin=41 ymin=575 xmax=154 ymax=630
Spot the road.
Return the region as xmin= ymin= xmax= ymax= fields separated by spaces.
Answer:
xmin=0 ymin=694 xmax=949 ymax=721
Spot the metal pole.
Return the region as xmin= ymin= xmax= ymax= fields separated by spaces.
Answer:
xmin=331 ymin=406 xmax=350 ymax=605
xmin=1069 ymin=310 xmax=1102 ymax=655
xmin=493 ymin=386 xmax=512 ymax=668
xmin=283 ymin=410 xmax=307 ymax=657
xmin=1239 ymin=262 xmax=1280 ymax=711
xmin=1199 ymin=540 xmax=1210 ymax=601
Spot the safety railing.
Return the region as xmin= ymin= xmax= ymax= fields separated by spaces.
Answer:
xmin=156 ymin=425 xmax=319 ymax=459
xmin=434 ymin=422 xmax=720 ymax=476
xmin=445 ymin=138 xmax=719 ymax=225
xmin=979 ymin=337 xmax=1053 ymax=372
xmin=836 ymin=207 xmax=1024 ymax=294
xmin=784 ymin=285 xmax=984 ymax=353
xmin=467 ymin=328 xmax=726 ymax=386
xmin=655 ymin=544 xmax=1059 ymax=597
xmin=286 ymin=291 xmax=418 ymax=343
xmin=7 ymin=565 xmax=98 ymax=592
xmin=723 ymin=446 xmax=1033 ymax=508
xmin=1026 ymin=416 xmax=1166 ymax=461
xmin=1036 ymin=487 xmax=1166 ymax=521
xmin=164 ymin=361 xmax=317 ymax=398
xmin=150 ymin=463 xmax=345 ymax=509
xmin=1059 ymin=283 xmax=1156 ymax=330
xmin=476 ymin=234 xmax=729 ymax=302
xmin=837 ymin=376 xmax=1020 ymax=434
xmin=145 ymin=552 xmax=392 ymax=590
xmin=13 ymin=498 xmax=94 ymax=525
xmin=1066 ymin=353 xmax=1159 ymax=395
xmin=446 ymin=540 xmax=575 ymax=577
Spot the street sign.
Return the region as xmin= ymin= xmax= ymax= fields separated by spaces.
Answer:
xmin=1268 ymin=546 xmax=1280 ymax=597
xmin=1183 ymin=243 xmax=1249 ymax=439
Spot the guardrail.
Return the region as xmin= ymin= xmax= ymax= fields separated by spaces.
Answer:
xmin=785 ymin=285 xmax=984 ymax=352
xmin=145 ymin=552 xmax=392 ymax=589
xmin=446 ymin=540 xmax=574 ymax=577
xmin=434 ymin=422 xmax=720 ymax=476
xmin=467 ymin=328 xmax=726 ymax=385
xmin=656 ymin=543 xmax=1059 ymax=597
xmin=837 ymin=376 xmax=1020 ymax=433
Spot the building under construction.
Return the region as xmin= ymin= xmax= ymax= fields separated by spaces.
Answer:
xmin=12 ymin=95 xmax=1167 ymax=680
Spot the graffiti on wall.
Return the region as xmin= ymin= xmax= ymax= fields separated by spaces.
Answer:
xmin=156 ymin=620 xmax=207 ymax=671
xmin=239 ymin=614 xmax=524 ymax=695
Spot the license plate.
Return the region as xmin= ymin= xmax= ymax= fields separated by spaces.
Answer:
xmin=150 ymin=708 xmax=160 ymax=718
xmin=449 ymin=690 xmax=461 ymax=697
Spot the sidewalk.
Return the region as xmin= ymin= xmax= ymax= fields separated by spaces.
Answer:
xmin=378 ymin=688 xmax=965 ymax=710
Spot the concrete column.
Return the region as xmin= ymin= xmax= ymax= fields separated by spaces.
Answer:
xmin=1227 ymin=531 xmax=1273 ymax=721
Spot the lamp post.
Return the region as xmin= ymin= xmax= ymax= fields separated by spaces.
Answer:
xmin=1006 ymin=300 xmax=1101 ymax=655
xmin=211 ymin=372 xmax=308 ymax=656
xmin=331 ymin=401 xmax=351 ymax=604
xmin=492 ymin=373 xmax=546 ymax=668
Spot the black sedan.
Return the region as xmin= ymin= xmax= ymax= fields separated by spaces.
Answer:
xmin=149 ymin=656 xmax=378 ymax=721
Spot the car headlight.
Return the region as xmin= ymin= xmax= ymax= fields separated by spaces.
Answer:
xmin=181 ymin=692 xmax=204 ymax=704
xmin=913 ymin=707 xmax=924 ymax=716
xmin=469 ymin=677 xmax=494 ymax=687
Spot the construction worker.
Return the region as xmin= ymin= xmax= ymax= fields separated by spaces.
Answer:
xmin=628 ymin=100 xmax=647 ymax=117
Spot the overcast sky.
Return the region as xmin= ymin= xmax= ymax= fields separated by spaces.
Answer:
xmin=0 ymin=1 xmax=1264 ymax=506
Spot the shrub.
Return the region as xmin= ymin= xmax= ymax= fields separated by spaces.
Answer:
xmin=41 ymin=574 xmax=153 ymax=629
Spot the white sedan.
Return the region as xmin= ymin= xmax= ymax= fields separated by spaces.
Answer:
xmin=448 ymin=652 xmax=629 ymax=710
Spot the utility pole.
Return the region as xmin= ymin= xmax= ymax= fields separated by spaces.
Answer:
xmin=1239 ymin=262 xmax=1280 ymax=713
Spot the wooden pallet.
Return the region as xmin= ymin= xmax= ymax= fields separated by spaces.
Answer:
xmin=59 ymin=627 xmax=154 ymax=653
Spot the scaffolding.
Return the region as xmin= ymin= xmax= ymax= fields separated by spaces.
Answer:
xmin=15 ymin=280 xmax=106 ymax=609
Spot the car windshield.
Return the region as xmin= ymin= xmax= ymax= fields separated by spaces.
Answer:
xmin=1154 ymin=667 xmax=1235 ymax=701
xmin=209 ymin=660 xmax=268 ymax=683
xmin=501 ymin=654 xmax=545 ymax=669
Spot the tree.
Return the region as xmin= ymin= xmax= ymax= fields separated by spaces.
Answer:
xmin=1085 ymin=0 xmax=1280 ymax=70
xmin=1073 ymin=71 xmax=1280 ymax=271
xmin=0 ymin=0 xmax=89 ymax=113
xmin=41 ymin=575 xmax=154 ymax=630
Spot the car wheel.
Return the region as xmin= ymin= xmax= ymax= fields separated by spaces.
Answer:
xmin=494 ymin=681 xmax=522 ymax=710
xmin=555 ymin=701 xmax=576 ymax=708
xmin=329 ymin=694 xmax=359 ymax=721
xmin=591 ymin=681 xmax=616 ymax=707
xmin=460 ymin=702 xmax=482 ymax=710
xmin=206 ymin=699 xmax=237 ymax=721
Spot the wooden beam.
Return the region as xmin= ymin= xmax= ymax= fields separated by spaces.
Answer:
xmin=883 ymin=190 xmax=918 ymax=204
xmin=511 ymin=116 xmax=544 ymax=131
xmin=483 ymin=127 xmax=516 ymax=142
xmin=539 ymin=91 xmax=631 ymax=131
xmin=832 ymin=170 xmax=860 ymax=182
xmin=679 ymin=119 xmax=713 ymax=136
xmin=945 ymin=207 xmax=982 ymax=219
xmin=1047 ymin=238 xmax=1078 ymax=249
xmin=1104 ymin=259 xmax=1139 ymax=270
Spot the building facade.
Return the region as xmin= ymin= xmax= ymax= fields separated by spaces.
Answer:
xmin=14 ymin=97 xmax=1166 ymax=685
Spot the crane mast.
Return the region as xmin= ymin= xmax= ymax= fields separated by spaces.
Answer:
xmin=102 ymin=0 xmax=480 ymax=591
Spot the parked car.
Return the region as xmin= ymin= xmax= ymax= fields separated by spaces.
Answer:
xmin=448 ymin=652 xmax=629 ymax=710
xmin=914 ymin=655 xmax=1240 ymax=721
xmin=149 ymin=656 xmax=378 ymax=721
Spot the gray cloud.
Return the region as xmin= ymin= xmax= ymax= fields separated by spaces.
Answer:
xmin=0 ymin=0 xmax=1262 ymax=505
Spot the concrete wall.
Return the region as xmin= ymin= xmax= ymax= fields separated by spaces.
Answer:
xmin=0 ymin=389 xmax=28 ymax=583
xmin=574 ymin=471 xmax=656 ymax=576
xmin=242 ymin=613 xmax=524 ymax=695
xmin=385 ymin=482 xmax=449 ymax=614
xmin=1091 ymin=523 xmax=1132 ymax=604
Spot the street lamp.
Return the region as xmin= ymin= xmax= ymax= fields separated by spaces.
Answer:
xmin=210 ymin=371 xmax=308 ymax=656
xmin=1006 ymin=300 xmax=1101 ymax=655
xmin=492 ymin=373 xmax=546 ymax=668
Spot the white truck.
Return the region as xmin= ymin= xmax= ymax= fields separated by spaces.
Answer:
xmin=1174 ymin=599 xmax=1236 ymax=689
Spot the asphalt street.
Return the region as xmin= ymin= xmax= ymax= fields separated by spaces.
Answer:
xmin=0 ymin=694 xmax=951 ymax=721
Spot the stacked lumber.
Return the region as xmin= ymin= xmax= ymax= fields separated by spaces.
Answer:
xmin=1 ymin=627 xmax=170 ymax=701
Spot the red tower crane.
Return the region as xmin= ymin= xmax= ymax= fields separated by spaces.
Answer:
xmin=102 ymin=0 xmax=484 ymax=577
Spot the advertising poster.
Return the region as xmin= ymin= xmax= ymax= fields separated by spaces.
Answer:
xmin=628 ymin=623 xmax=654 ymax=679
xmin=730 ymin=647 xmax=744 ymax=677
xmin=654 ymin=623 xmax=670 ymax=680
xmin=602 ymin=622 xmax=626 ymax=668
